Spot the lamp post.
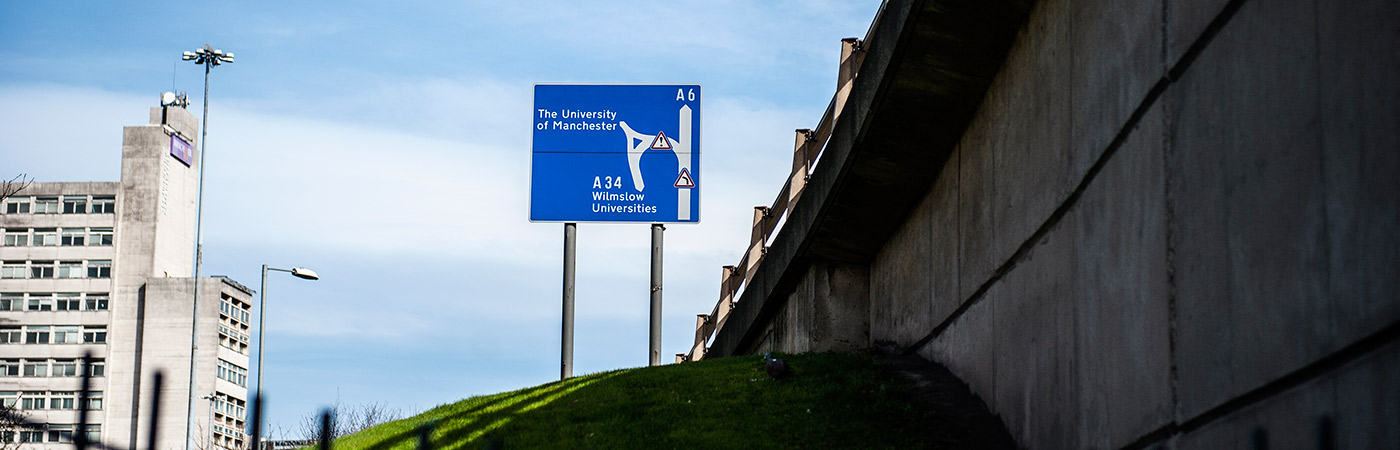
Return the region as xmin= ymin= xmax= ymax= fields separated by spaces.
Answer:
xmin=199 ymin=393 xmax=216 ymax=450
xmin=252 ymin=265 xmax=318 ymax=450
xmin=180 ymin=44 xmax=233 ymax=450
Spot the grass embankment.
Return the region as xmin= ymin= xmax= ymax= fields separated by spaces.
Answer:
xmin=333 ymin=352 xmax=943 ymax=450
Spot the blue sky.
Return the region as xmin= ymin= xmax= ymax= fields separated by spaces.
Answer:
xmin=0 ymin=0 xmax=881 ymax=435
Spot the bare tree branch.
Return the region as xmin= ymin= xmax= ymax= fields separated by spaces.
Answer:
xmin=0 ymin=403 xmax=30 ymax=450
xmin=293 ymin=401 xmax=405 ymax=444
xmin=0 ymin=173 xmax=33 ymax=206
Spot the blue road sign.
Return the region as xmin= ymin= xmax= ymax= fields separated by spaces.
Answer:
xmin=531 ymin=84 xmax=701 ymax=223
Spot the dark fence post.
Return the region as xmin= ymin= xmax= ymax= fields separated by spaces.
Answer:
xmin=146 ymin=372 xmax=164 ymax=450
xmin=249 ymin=394 xmax=264 ymax=450
xmin=75 ymin=352 xmax=92 ymax=450
xmin=318 ymin=409 xmax=333 ymax=450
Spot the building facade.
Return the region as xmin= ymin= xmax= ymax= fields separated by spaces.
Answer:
xmin=1 ymin=99 xmax=252 ymax=450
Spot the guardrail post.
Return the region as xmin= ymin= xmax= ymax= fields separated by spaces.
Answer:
xmin=834 ymin=37 xmax=864 ymax=120
xmin=691 ymin=314 xmax=711 ymax=360
xmin=746 ymin=207 xmax=769 ymax=281
xmin=713 ymin=265 xmax=739 ymax=338
xmin=790 ymin=129 xmax=814 ymax=206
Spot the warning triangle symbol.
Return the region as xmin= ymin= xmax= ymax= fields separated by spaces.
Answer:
xmin=674 ymin=168 xmax=695 ymax=188
xmin=650 ymin=131 xmax=673 ymax=150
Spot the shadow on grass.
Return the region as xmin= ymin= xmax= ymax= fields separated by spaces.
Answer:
xmin=429 ymin=372 xmax=621 ymax=450
xmin=348 ymin=372 xmax=622 ymax=450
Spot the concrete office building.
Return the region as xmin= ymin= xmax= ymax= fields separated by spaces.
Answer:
xmin=1 ymin=98 xmax=253 ymax=450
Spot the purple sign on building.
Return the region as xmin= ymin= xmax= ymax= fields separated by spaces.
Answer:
xmin=170 ymin=133 xmax=193 ymax=167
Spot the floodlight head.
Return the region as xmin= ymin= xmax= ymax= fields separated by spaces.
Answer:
xmin=290 ymin=268 xmax=319 ymax=280
xmin=182 ymin=51 xmax=196 ymax=60
xmin=221 ymin=53 xmax=234 ymax=63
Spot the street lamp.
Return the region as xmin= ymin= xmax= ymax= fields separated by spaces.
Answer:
xmin=199 ymin=393 xmax=217 ymax=450
xmin=252 ymin=265 xmax=318 ymax=450
xmin=181 ymin=44 xmax=233 ymax=450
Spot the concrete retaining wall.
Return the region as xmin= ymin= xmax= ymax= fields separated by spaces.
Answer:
xmin=724 ymin=0 xmax=1400 ymax=448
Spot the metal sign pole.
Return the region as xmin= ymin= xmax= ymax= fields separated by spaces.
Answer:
xmin=649 ymin=223 xmax=664 ymax=366
xmin=561 ymin=222 xmax=577 ymax=379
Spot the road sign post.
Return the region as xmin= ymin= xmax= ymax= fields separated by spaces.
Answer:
xmin=532 ymin=84 xmax=700 ymax=372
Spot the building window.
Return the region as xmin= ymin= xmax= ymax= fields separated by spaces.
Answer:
xmin=50 ymin=392 xmax=76 ymax=410
xmin=63 ymin=196 xmax=88 ymax=214
xmin=85 ymin=293 xmax=109 ymax=311
xmin=88 ymin=227 xmax=114 ymax=246
xmin=84 ymin=359 xmax=105 ymax=377
xmin=0 ymin=391 xmax=15 ymax=407
xmin=47 ymin=424 xmax=73 ymax=443
xmin=27 ymin=294 xmax=52 ymax=311
xmin=57 ymin=261 xmax=84 ymax=279
xmin=84 ymin=392 xmax=103 ymax=410
xmin=53 ymin=327 xmax=80 ymax=344
xmin=33 ymin=197 xmax=59 ymax=214
xmin=0 ymin=361 xmax=17 ymax=377
xmin=24 ymin=326 xmax=50 ymax=344
xmin=32 ymin=228 xmax=58 ymax=246
xmin=30 ymin=260 xmax=55 ymax=278
xmin=21 ymin=360 xmax=47 ymax=377
xmin=0 ymin=327 xmax=19 ymax=344
xmin=84 ymin=425 xmax=100 ymax=442
xmin=0 ymin=293 xmax=20 ymax=311
xmin=20 ymin=392 xmax=46 ymax=410
xmin=56 ymin=293 xmax=81 ymax=310
xmin=221 ymin=294 xmax=252 ymax=324
xmin=60 ymin=228 xmax=86 ymax=246
xmin=90 ymin=195 xmax=115 ymax=213
xmin=87 ymin=260 xmax=112 ymax=278
xmin=83 ymin=326 xmax=107 ymax=344
xmin=1 ymin=261 xmax=24 ymax=279
xmin=19 ymin=429 xmax=43 ymax=443
xmin=4 ymin=197 xmax=30 ymax=214
xmin=2 ymin=229 xmax=27 ymax=246
xmin=216 ymin=359 xmax=248 ymax=387
xmin=51 ymin=360 xmax=77 ymax=377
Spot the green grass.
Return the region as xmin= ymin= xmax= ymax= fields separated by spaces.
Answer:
xmin=332 ymin=352 xmax=939 ymax=450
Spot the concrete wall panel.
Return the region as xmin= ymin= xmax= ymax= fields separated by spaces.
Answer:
xmin=1178 ymin=340 xmax=1400 ymax=450
xmin=1071 ymin=103 xmax=1173 ymax=449
xmin=1175 ymin=377 xmax=1334 ymax=450
xmin=1317 ymin=0 xmax=1400 ymax=350
xmin=1167 ymin=0 xmax=1329 ymax=420
xmin=870 ymin=184 xmax=933 ymax=346
xmin=925 ymin=148 xmax=962 ymax=331
xmin=957 ymin=88 xmax=1001 ymax=302
xmin=1166 ymin=0 xmax=1232 ymax=65
xmin=920 ymin=287 xmax=996 ymax=418
xmin=993 ymin=225 xmax=1080 ymax=449
xmin=1333 ymin=340 xmax=1400 ymax=449
xmin=1069 ymin=0 xmax=1164 ymax=173
xmin=989 ymin=0 xmax=1075 ymax=272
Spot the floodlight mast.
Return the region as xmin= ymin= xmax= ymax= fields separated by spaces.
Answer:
xmin=181 ymin=43 xmax=233 ymax=450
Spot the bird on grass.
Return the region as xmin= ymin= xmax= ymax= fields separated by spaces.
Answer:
xmin=764 ymin=352 xmax=792 ymax=379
